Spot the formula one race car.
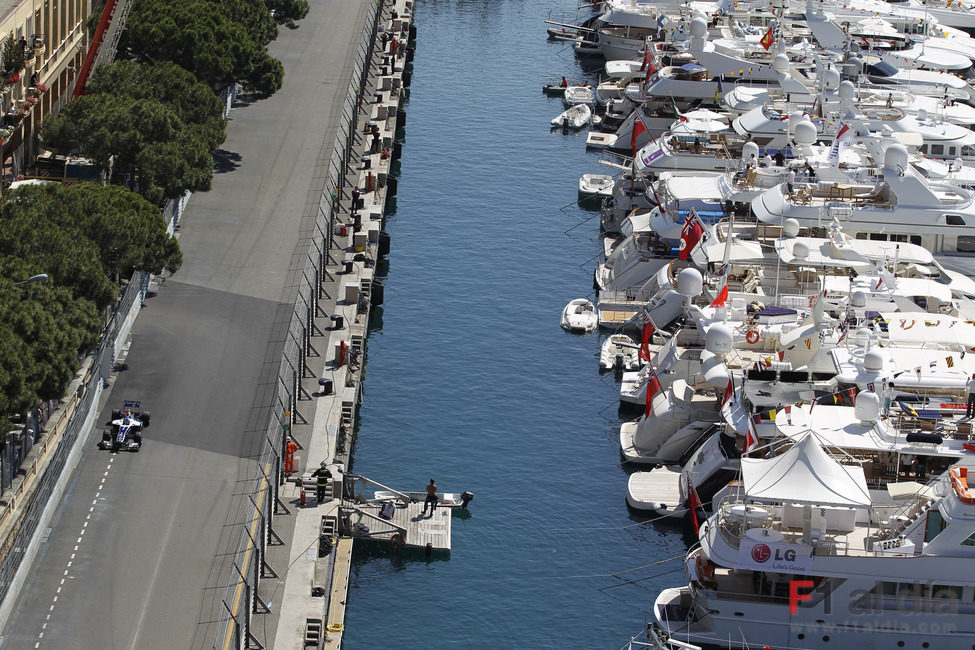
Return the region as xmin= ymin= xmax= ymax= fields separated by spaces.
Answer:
xmin=98 ymin=400 xmax=150 ymax=452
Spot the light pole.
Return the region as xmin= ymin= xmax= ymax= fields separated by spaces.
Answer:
xmin=12 ymin=273 xmax=47 ymax=286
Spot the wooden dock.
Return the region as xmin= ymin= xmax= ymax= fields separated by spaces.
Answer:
xmin=348 ymin=500 xmax=452 ymax=551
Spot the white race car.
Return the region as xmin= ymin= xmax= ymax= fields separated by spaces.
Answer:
xmin=98 ymin=400 xmax=150 ymax=452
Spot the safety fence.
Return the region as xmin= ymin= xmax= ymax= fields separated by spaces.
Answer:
xmin=0 ymin=270 xmax=147 ymax=606
xmin=212 ymin=2 xmax=384 ymax=648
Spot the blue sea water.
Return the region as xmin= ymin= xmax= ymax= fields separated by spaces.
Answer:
xmin=343 ymin=2 xmax=693 ymax=647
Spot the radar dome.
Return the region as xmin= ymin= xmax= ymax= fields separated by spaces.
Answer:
xmin=823 ymin=68 xmax=840 ymax=90
xmin=854 ymin=391 xmax=881 ymax=424
xmin=706 ymin=322 xmax=735 ymax=356
xmin=853 ymin=327 xmax=871 ymax=348
xmin=851 ymin=290 xmax=867 ymax=308
xmin=773 ymin=54 xmax=790 ymax=74
xmin=917 ymin=108 xmax=928 ymax=122
xmin=847 ymin=56 xmax=863 ymax=74
xmin=783 ymin=218 xmax=800 ymax=238
xmin=838 ymin=80 xmax=855 ymax=100
xmin=676 ymin=268 xmax=704 ymax=298
xmin=863 ymin=349 xmax=884 ymax=373
xmin=953 ymin=158 xmax=964 ymax=171
xmin=690 ymin=17 xmax=707 ymax=37
xmin=883 ymin=143 xmax=909 ymax=172
xmin=794 ymin=120 xmax=817 ymax=145
xmin=792 ymin=241 xmax=810 ymax=259
xmin=742 ymin=141 xmax=760 ymax=162
xmin=788 ymin=111 xmax=806 ymax=128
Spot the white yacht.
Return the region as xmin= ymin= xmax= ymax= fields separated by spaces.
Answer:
xmin=655 ymin=434 xmax=975 ymax=649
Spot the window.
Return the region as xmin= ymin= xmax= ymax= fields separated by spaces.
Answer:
xmin=960 ymin=531 xmax=975 ymax=547
xmin=947 ymin=215 xmax=966 ymax=226
xmin=958 ymin=236 xmax=975 ymax=253
xmin=856 ymin=232 xmax=868 ymax=240
xmin=910 ymin=235 xmax=921 ymax=245
xmin=925 ymin=509 xmax=946 ymax=543
xmin=932 ymin=144 xmax=945 ymax=155
xmin=891 ymin=234 xmax=908 ymax=242
xmin=870 ymin=233 xmax=888 ymax=241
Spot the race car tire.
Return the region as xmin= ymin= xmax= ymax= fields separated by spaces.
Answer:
xmin=111 ymin=409 xmax=122 ymax=421
xmin=141 ymin=411 xmax=151 ymax=427
xmin=133 ymin=432 xmax=142 ymax=444
xmin=102 ymin=430 xmax=112 ymax=442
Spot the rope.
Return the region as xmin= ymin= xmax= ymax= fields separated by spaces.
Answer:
xmin=539 ymin=554 xmax=685 ymax=580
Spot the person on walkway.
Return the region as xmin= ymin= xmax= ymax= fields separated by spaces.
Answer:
xmin=312 ymin=462 xmax=332 ymax=503
xmin=966 ymin=373 xmax=975 ymax=418
xmin=370 ymin=124 xmax=381 ymax=154
xmin=285 ymin=437 xmax=298 ymax=474
xmin=352 ymin=185 xmax=361 ymax=211
xmin=421 ymin=478 xmax=438 ymax=516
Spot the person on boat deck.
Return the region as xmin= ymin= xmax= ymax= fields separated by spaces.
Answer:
xmin=560 ymin=76 xmax=568 ymax=87
xmin=966 ymin=373 xmax=975 ymax=418
xmin=786 ymin=167 xmax=796 ymax=195
xmin=421 ymin=478 xmax=439 ymax=515
xmin=774 ymin=150 xmax=785 ymax=167
xmin=804 ymin=161 xmax=815 ymax=181
xmin=885 ymin=93 xmax=893 ymax=109
xmin=762 ymin=153 xmax=772 ymax=167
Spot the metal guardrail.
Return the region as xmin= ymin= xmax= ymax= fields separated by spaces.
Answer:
xmin=0 ymin=270 xmax=146 ymax=605
xmin=213 ymin=2 xmax=385 ymax=648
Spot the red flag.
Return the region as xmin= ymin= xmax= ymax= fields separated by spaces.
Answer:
xmin=760 ymin=26 xmax=775 ymax=50
xmin=778 ymin=350 xmax=785 ymax=361
xmin=809 ymin=397 xmax=817 ymax=413
xmin=644 ymin=368 xmax=661 ymax=418
xmin=678 ymin=214 xmax=703 ymax=261
xmin=631 ymin=115 xmax=646 ymax=156
xmin=745 ymin=416 xmax=759 ymax=456
xmin=875 ymin=276 xmax=884 ymax=290
xmin=639 ymin=321 xmax=655 ymax=361
xmin=640 ymin=46 xmax=653 ymax=71
xmin=720 ymin=378 xmax=733 ymax=410
xmin=709 ymin=283 xmax=729 ymax=308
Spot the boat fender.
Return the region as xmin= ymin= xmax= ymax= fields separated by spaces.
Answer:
xmin=695 ymin=554 xmax=715 ymax=581
xmin=746 ymin=329 xmax=760 ymax=344
xmin=390 ymin=533 xmax=406 ymax=549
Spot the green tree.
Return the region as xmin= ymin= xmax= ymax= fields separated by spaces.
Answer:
xmin=40 ymin=93 xmax=214 ymax=205
xmin=120 ymin=0 xmax=284 ymax=97
xmin=2 ymin=32 xmax=24 ymax=75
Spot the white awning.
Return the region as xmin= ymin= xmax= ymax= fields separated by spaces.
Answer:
xmin=741 ymin=433 xmax=871 ymax=507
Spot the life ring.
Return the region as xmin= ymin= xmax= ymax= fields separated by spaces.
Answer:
xmin=327 ymin=623 xmax=344 ymax=633
xmin=390 ymin=533 xmax=406 ymax=549
xmin=746 ymin=329 xmax=760 ymax=344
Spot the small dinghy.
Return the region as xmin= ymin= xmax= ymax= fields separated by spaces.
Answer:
xmin=561 ymin=298 xmax=598 ymax=333
xmin=578 ymin=173 xmax=614 ymax=199
xmin=563 ymin=84 xmax=594 ymax=107
xmin=600 ymin=334 xmax=641 ymax=373
xmin=551 ymin=103 xmax=592 ymax=129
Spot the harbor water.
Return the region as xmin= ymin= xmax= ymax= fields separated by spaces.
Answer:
xmin=343 ymin=1 xmax=693 ymax=646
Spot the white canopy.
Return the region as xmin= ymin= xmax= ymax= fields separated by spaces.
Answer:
xmin=741 ymin=433 xmax=871 ymax=508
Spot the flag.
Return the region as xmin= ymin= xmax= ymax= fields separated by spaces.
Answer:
xmin=804 ymin=338 xmax=812 ymax=350
xmin=810 ymin=397 xmax=817 ymax=412
xmin=714 ymin=78 xmax=723 ymax=105
xmin=672 ymin=97 xmax=684 ymax=121
xmin=760 ymin=26 xmax=775 ymax=50
xmin=947 ymin=356 xmax=955 ymax=368
xmin=848 ymin=388 xmax=857 ymax=404
xmin=631 ymin=113 xmax=647 ymax=157
xmin=875 ymin=276 xmax=884 ymax=290
xmin=720 ymin=378 xmax=734 ymax=410
xmin=769 ymin=409 xmax=777 ymax=421
xmin=639 ymin=321 xmax=655 ymax=361
xmin=867 ymin=382 xmax=875 ymax=392
xmin=709 ymin=283 xmax=729 ymax=308
xmin=640 ymin=40 xmax=653 ymax=71
xmin=755 ymin=413 xmax=762 ymax=424
xmin=678 ymin=213 xmax=703 ymax=260
xmin=827 ymin=122 xmax=854 ymax=167
xmin=784 ymin=405 xmax=792 ymax=425
xmin=745 ymin=416 xmax=759 ymax=456
xmin=644 ymin=367 xmax=661 ymax=418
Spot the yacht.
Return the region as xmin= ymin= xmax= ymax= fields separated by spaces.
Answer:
xmin=655 ymin=434 xmax=975 ymax=649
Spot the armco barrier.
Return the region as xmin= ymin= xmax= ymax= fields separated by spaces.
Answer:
xmin=212 ymin=2 xmax=384 ymax=648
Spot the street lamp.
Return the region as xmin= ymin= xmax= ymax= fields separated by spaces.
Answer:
xmin=12 ymin=273 xmax=48 ymax=286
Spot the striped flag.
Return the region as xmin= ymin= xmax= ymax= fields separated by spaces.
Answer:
xmin=745 ymin=415 xmax=759 ymax=456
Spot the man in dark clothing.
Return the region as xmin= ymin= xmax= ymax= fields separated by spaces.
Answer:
xmin=312 ymin=461 xmax=332 ymax=503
